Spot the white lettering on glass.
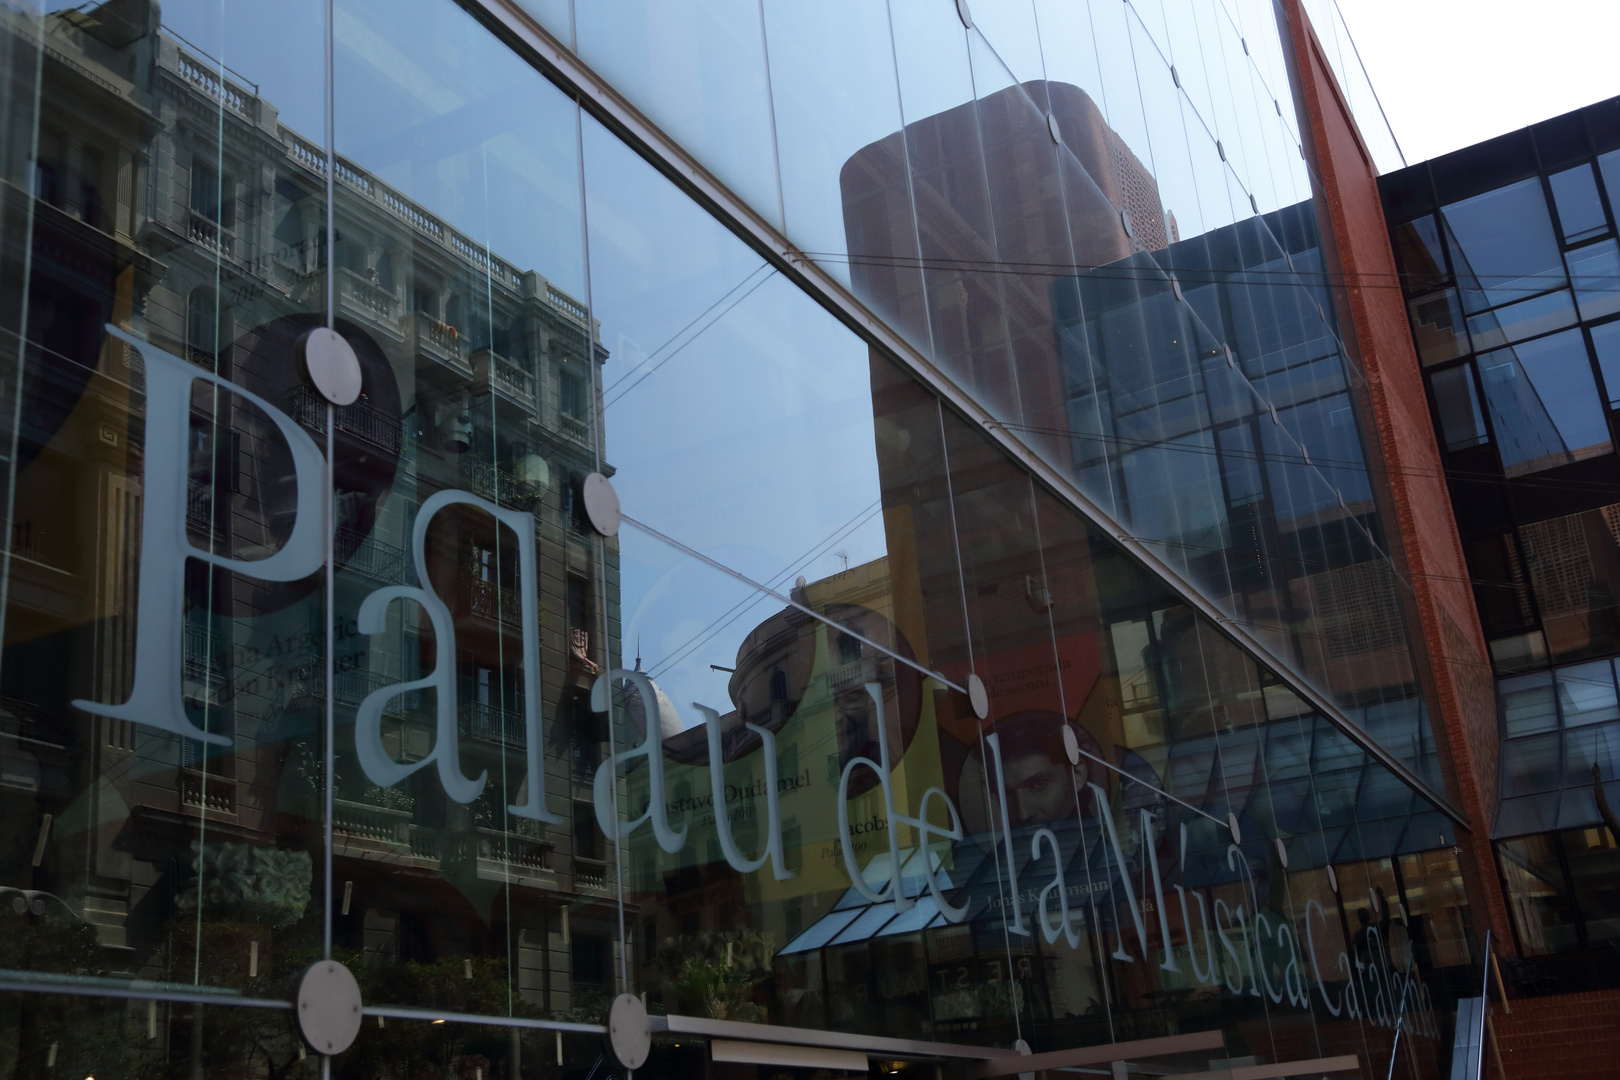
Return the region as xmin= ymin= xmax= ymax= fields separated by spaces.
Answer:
xmin=73 ymin=329 xmax=326 ymax=745
xmin=837 ymin=682 xmax=966 ymax=920
xmin=74 ymin=330 xmax=1437 ymax=1035
xmin=693 ymin=703 xmax=795 ymax=880
xmin=591 ymin=669 xmax=687 ymax=853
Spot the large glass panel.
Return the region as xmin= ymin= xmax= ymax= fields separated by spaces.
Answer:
xmin=1162 ymin=0 xmax=1216 ymax=132
xmin=1558 ymin=661 xmax=1620 ymax=726
xmin=573 ymin=0 xmax=782 ymax=227
xmin=0 ymin=0 xmax=328 ymax=995
xmin=332 ymin=0 xmax=601 ymax=1016
xmin=761 ymin=2 xmax=913 ymax=306
xmin=1465 ymin=288 xmax=1577 ymax=352
xmin=1521 ymin=516 xmax=1620 ymax=665
xmin=1407 ymin=290 xmax=1470 ymax=366
xmin=1600 ymin=149 xmax=1620 ymax=217
xmin=341 ymin=1013 xmax=609 ymax=1077
xmin=1429 ymin=365 xmax=1487 ymax=452
xmin=1476 ymin=330 xmax=1611 ymax=477
xmin=964 ymin=33 xmax=1093 ymax=475
xmin=1568 ymin=239 xmax=1620 ymax=322
xmin=1563 ymin=825 xmax=1620 ymax=946
xmin=0 ymin=994 xmax=318 ymax=1079
xmin=1441 ymin=179 xmax=1568 ymax=314
xmin=1499 ymin=834 xmax=1582 ymax=954
xmin=882 ymin=0 xmax=1020 ymax=425
xmin=1593 ymin=319 xmax=1620 ymax=406
xmin=1501 ymin=672 xmax=1558 ymax=737
xmin=1549 ymin=164 xmax=1610 ymax=245
xmin=1392 ymin=215 xmax=1450 ymax=296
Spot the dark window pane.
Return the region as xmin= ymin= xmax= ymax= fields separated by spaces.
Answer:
xmin=1600 ymin=148 xmax=1620 ymax=217
xmin=1491 ymin=629 xmax=1551 ymax=674
xmin=1430 ymin=364 xmax=1488 ymax=451
xmin=1563 ymin=825 xmax=1620 ymax=945
xmin=1500 ymin=671 xmax=1557 ymax=737
xmin=1442 ymin=177 xmax=1567 ymax=312
xmin=570 ymin=935 xmax=607 ymax=988
xmin=1392 ymin=214 xmax=1448 ymax=293
xmin=567 ymin=574 xmax=590 ymax=630
xmin=1465 ymin=287 xmax=1577 ymax=351
xmin=1503 ymin=732 xmax=1562 ymax=796
xmin=1593 ymin=320 xmax=1620 ymax=407
xmin=573 ymin=800 xmax=599 ymax=861
xmin=1467 ymin=534 xmax=1535 ymax=637
xmin=1519 ymin=509 xmax=1620 ymax=663
xmin=1408 ymin=288 xmax=1470 ymax=366
xmin=1549 ymin=164 xmax=1609 ymax=243
xmin=1477 ymin=330 xmax=1611 ymax=476
xmin=1564 ymin=722 xmax=1620 ymax=790
xmin=1558 ymin=661 xmax=1620 ymax=727
xmin=1569 ymin=239 xmax=1620 ymax=321
xmin=1499 ymin=834 xmax=1583 ymax=954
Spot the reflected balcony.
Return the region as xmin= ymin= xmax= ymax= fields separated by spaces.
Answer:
xmin=0 ymin=698 xmax=61 ymax=750
xmin=186 ymin=210 xmax=238 ymax=262
xmin=473 ymin=348 xmax=537 ymax=414
xmin=186 ymin=477 xmax=212 ymax=533
xmin=557 ymin=412 xmax=590 ymax=446
xmin=824 ymin=656 xmax=887 ymax=697
xmin=183 ymin=623 xmax=211 ymax=679
xmin=465 ymin=574 xmax=526 ymax=628
xmin=477 ymin=830 xmax=553 ymax=874
xmin=289 ymin=664 xmax=424 ymax=716
xmin=332 ymin=797 xmax=413 ymax=845
xmin=463 ymin=458 xmax=544 ymax=511
xmin=335 ymin=525 xmax=406 ymax=583
xmin=179 ymin=771 xmax=236 ymax=815
xmin=546 ymin=283 xmax=588 ymax=324
xmin=573 ymin=857 xmax=607 ymax=891
xmin=290 ymin=384 xmax=403 ymax=455
xmin=336 ymin=267 xmax=403 ymax=340
xmin=402 ymin=310 xmax=472 ymax=378
xmin=460 ymin=699 xmax=527 ymax=749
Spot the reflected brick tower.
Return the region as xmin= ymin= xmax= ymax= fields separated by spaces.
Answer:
xmin=840 ymin=80 xmax=1167 ymax=460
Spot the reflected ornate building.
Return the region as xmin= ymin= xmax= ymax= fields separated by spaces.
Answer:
xmin=0 ymin=0 xmax=619 ymax=1027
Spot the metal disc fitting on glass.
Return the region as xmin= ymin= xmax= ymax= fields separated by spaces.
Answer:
xmin=1013 ymin=1038 xmax=1034 ymax=1080
xmin=295 ymin=959 xmax=363 ymax=1056
xmin=605 ymin=992 xmax=651 ymax=1070
xmin=1228 ymin=812 xmax=1242 ymax=844
xmin=582 ymin=472 xmax=620 ymax=537
xmin=967 ymin=673 xmax=989 ymax=720
xmin=300 ymin=326 xmax=362 ymax=406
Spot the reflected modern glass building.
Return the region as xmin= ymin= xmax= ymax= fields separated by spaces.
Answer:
xmin=0 ymin=0 xmax=1594 ymax=1077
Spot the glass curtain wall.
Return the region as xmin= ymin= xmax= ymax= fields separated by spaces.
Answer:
xmin=514 ymin=0 xmax=1445 ymax=773
xmin=0 ymin=0 xmax=1480 ymax=1077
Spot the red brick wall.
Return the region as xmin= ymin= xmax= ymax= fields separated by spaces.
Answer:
xmin=1491 ymin=989 xmax=1620 ymax=1078
xmin=1279 ymin=0 xmax=1513 ymax=948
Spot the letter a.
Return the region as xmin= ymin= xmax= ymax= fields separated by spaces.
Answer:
xmin=591 ymin=670 xmax=686 ymax=853
xmin=694 ymin=703 xmax=794 ymax=880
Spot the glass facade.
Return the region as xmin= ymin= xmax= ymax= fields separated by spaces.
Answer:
xmin=0 ymin=0 xmax=1486 ymax=1077
xmin=1384 ymin=97 xmax=1620 ymax=989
